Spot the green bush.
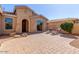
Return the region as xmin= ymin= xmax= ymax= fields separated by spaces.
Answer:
xmin=60 ymin=22 xmax=73 ymax=33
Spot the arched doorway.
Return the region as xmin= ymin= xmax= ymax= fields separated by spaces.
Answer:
xmin=22 ymin=19 xmax=28 ymax=32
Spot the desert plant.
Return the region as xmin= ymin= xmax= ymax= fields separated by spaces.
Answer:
xmin=60 ymin=22 xmax=73 ymax=33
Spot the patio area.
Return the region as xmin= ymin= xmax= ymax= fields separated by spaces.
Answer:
xmin=0 ymin=32 xmax=79 ymax=53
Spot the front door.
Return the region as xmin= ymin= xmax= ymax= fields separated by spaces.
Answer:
xmin=22 ymin=19 xmax=28 ymax=32
xmin=22 ymin=20 xmax=26 ymax=32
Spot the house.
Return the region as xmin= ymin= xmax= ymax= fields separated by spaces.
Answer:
xmin=0 ymin=5 xmax=79 ymax=35
xmin=0 ymin=6 xmax=48 ymax=35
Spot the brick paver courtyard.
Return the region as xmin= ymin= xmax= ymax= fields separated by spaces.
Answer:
xmin=0 ymin=32 xmax=79 ymax=54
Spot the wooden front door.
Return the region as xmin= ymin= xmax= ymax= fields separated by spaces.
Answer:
xmin=22 ymin=20 xmax=26 ymax=32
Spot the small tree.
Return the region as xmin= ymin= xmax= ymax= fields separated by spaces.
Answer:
xmin=60 ymin=22 xmax=73 ymax=33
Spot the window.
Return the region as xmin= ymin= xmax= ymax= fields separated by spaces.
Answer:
xmin=5 ymin=18 xmax=13 ymax=29
xmin=37 ymin=20 xmax=43 ymax=31
xmin=37 ymin=20 xmax=43 ymax=25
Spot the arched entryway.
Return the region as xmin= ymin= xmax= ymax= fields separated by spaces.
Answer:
xmin=22 ymin=19 xmax=29 ymax=32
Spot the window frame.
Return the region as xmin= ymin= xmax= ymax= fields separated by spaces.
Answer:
xmin=36 ymin=20 xmax=43 ymax=31
xmin=5 ymin=18 xmax=13 ymax=30
xmin=37 ymin=20 xmax=43 ymax=25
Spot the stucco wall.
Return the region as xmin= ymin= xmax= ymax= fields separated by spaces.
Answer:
xmin=15 ymin=6 xmax=47 ymax=33
xmin=15 ymin=7 xmax=32 ymax=33
xmin=0 ymin=6 xmax=48 ymax=34
xmin=47 ymin=19 xmax=79 ymax=35
xmin=30 ymin=16 xmax=47 ymax=32
xmin=30 ymin=18 xmax=36 ymax=32
xmin=47 ymin=20 xmax=75 ymax=30
xmin=0 ymin=14 xmax=2 ymax=35
xmin=72 ymin=23 xmax=79 ymax=35
xmin=47 ymin=21 xmax=64 ymax=30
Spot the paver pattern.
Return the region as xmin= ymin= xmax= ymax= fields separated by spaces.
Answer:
xmin=0 ymin=32 xmax=79 ymax=54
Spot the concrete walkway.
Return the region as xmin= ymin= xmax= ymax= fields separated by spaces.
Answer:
xmin=0 ymin=32 xmax=79 ymax=54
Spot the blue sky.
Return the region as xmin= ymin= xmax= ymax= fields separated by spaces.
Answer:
xmin=1 ymin=4 xmax=79 ymax=20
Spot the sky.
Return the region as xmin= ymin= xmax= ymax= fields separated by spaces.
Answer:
xmin=1 ymin=4 xmax=79 ymax=20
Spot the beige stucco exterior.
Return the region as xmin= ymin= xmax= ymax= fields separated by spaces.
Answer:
xmin=47 ymin=18 xmax=76 ymax=30
xmin=0 ymin=5 xmax=79 ymax=35
xmin=72 ymin=23 xmax=79 ymax=34
xmin=0 ymin=6 xmax=48 ymax=35
xmin=47 ymin=18 xmax=79 ymax=35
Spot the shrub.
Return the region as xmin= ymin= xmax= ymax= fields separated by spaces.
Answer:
xmin=60 ymin=22 xmax=73 ymax=33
